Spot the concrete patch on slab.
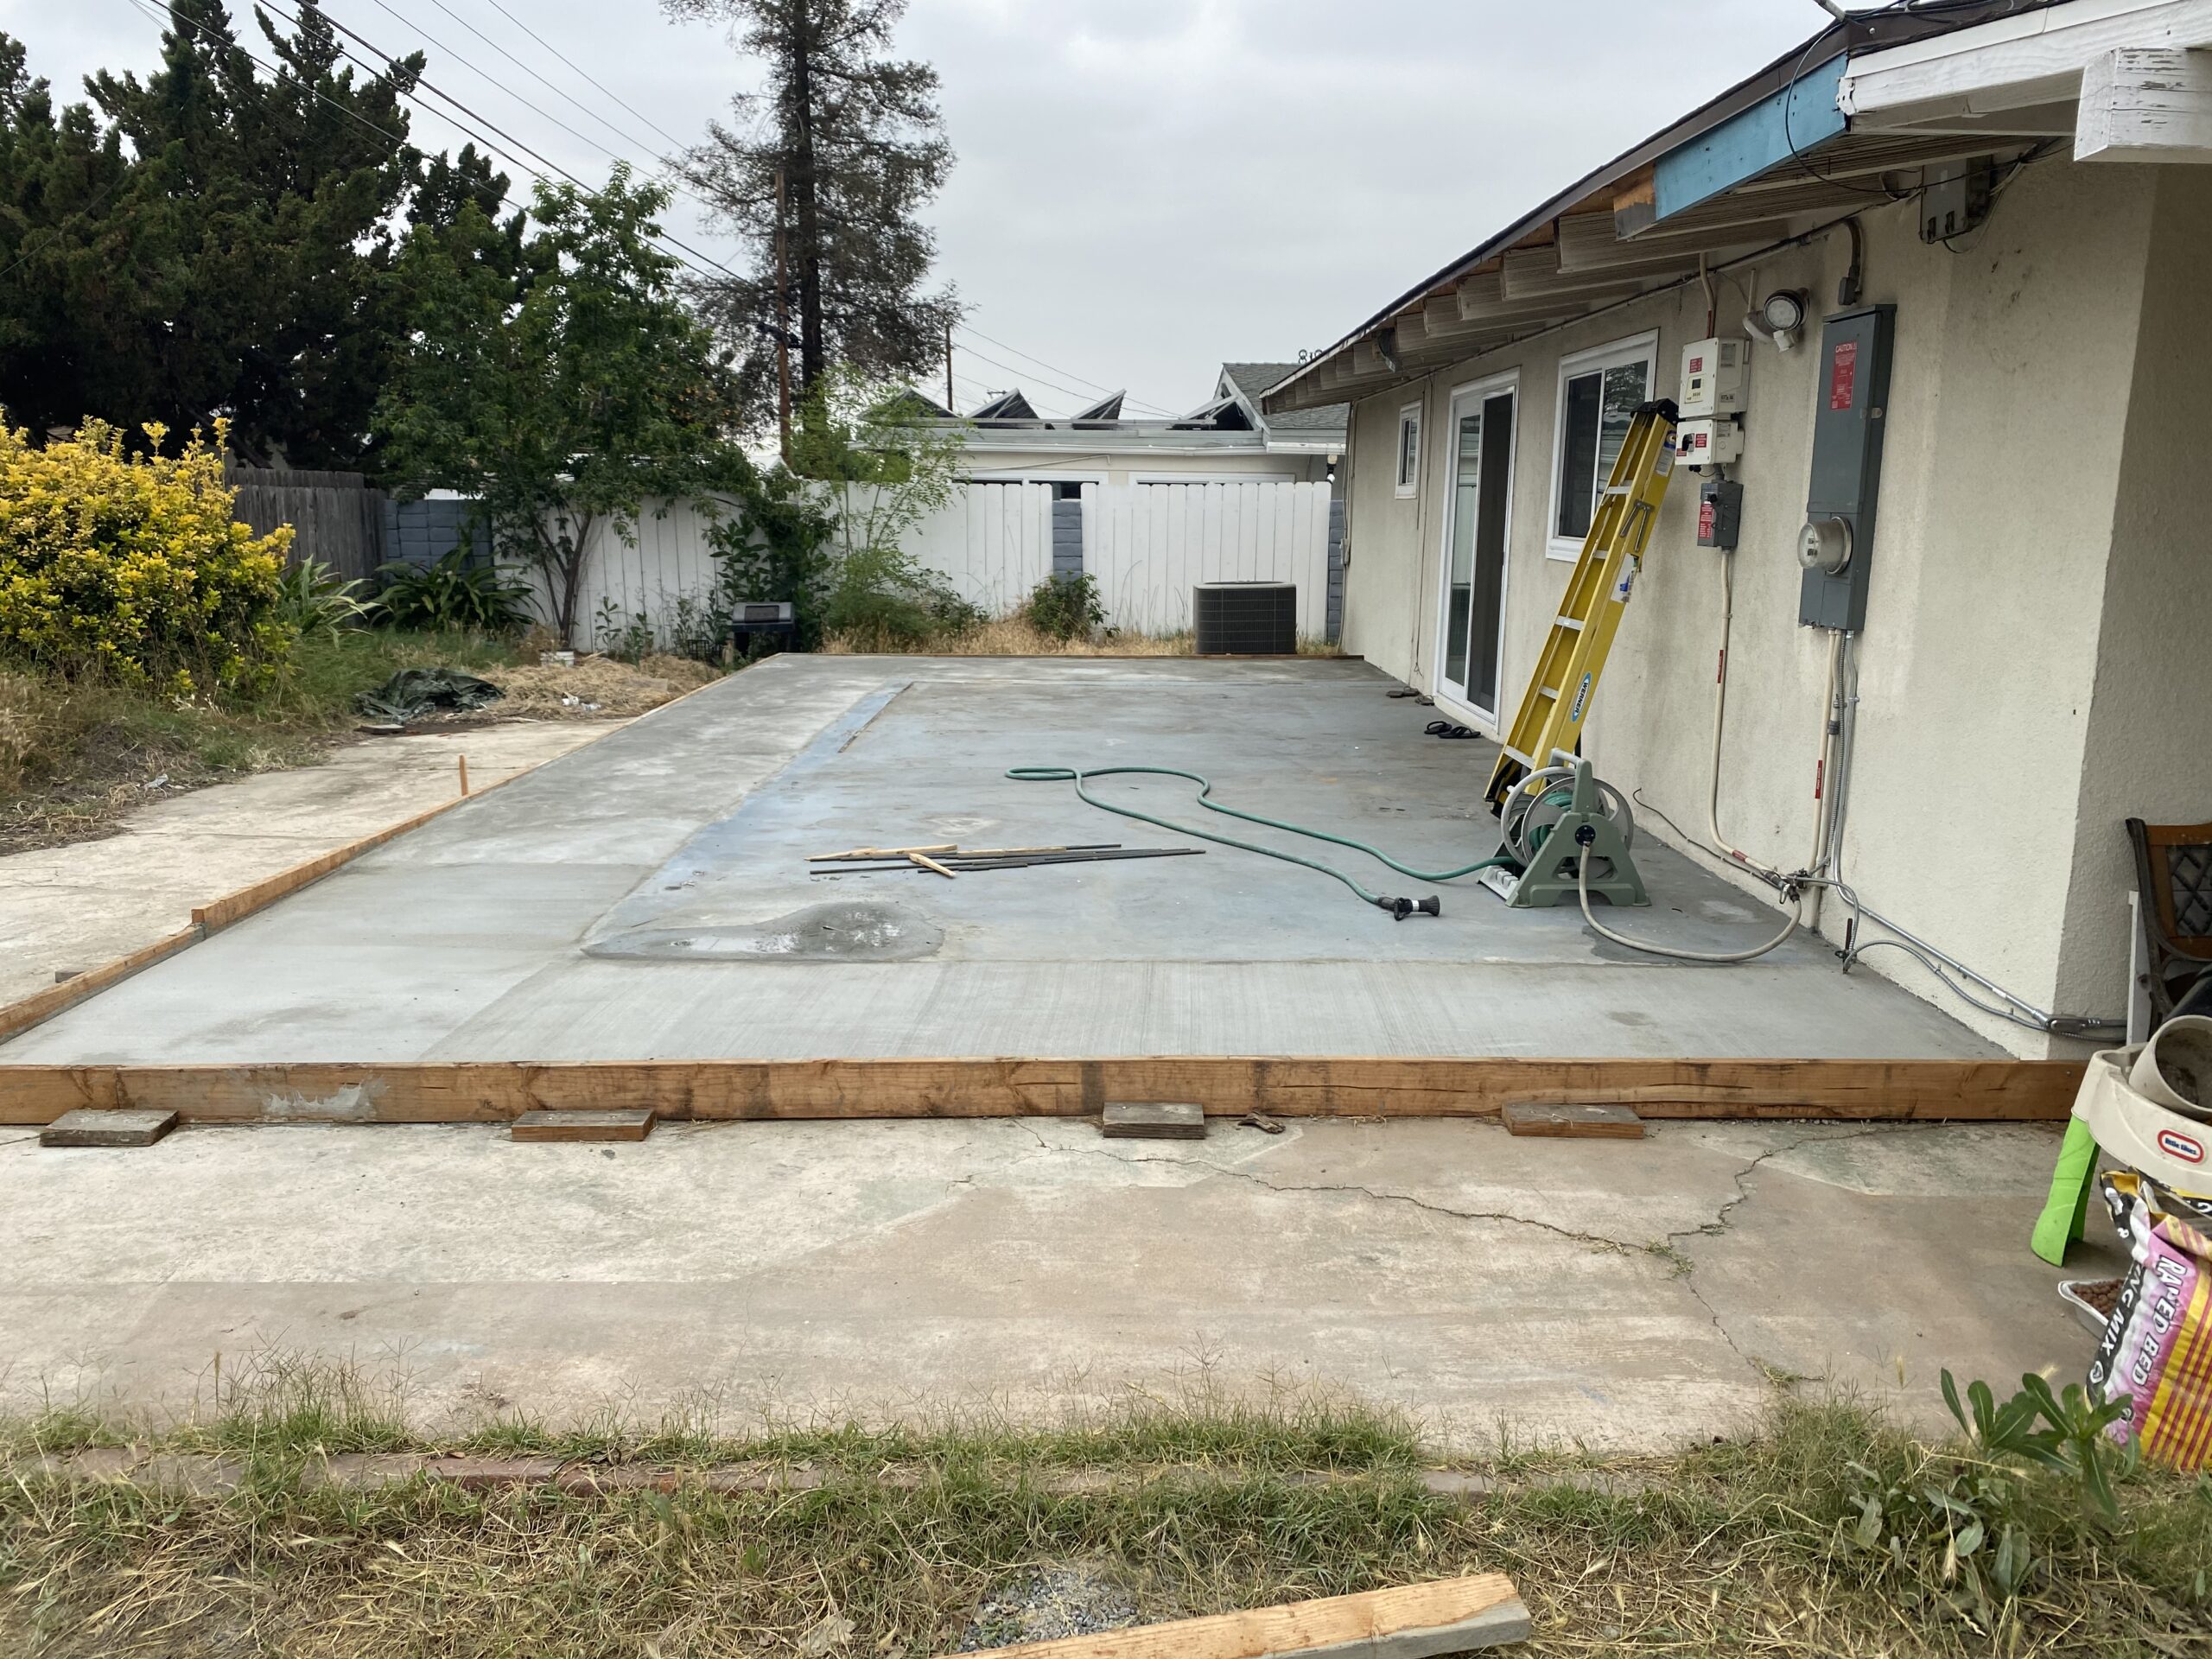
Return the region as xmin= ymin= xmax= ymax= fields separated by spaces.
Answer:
xmin=262 ymin=1080 xmax=385 ymax=1122
xmin=586 ymin=899 xmax=944 ymax=962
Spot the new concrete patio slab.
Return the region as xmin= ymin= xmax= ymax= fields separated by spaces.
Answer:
xmin=0 ymin=1115 xmax=2119 ymax=1449
xmin=0 ymin=655 xmax=1997 ymax=1064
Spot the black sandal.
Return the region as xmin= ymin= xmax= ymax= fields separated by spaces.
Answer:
xmin=1424 ymin=721 xmax=1477 ymax=739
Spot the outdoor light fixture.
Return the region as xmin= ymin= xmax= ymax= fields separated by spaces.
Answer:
xmin=1745 ymin=289 xmax=1808 ymax=353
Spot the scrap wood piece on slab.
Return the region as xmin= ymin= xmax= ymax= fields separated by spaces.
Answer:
xmin=1103 ymin=1100 xmax=1206 ymax=1140
xmin=40 ymin=1109 xmax=178 ymax=1148
xmin=1501 ymin=1101 xmax=1645 ymax=1139
xmin=511 ymin=1109 xmax=657 ymax=1142
xmin=973 ymin=1572 xmax=1528 ymax=1657
xmin=809 ymin=844 xmax=958 ymax=862
xmin=907 ymin=851 xmax=958 ymax=879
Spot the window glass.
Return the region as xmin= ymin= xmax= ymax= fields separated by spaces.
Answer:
xmin=1553 ymin=346 xmax=1652 ymax=543
xmin=1555 ymin=372 xmax=1601 ymax=538
xmin=1396 ymin=410 xmax=1421 ymax=490
xmin=1443 ymin=409 xmax=1481 ymax=686
xmin=1596 ymin=361 xmax=1649 ymax=499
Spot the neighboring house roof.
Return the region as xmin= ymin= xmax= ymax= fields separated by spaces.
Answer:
xmin=1264 ymin=0 xmax=2066 ymax=417
xmin=926 ymin=359 xmax=1348 ymax=456
xmin=1218 ymin=362 xmax=1347 ymax=437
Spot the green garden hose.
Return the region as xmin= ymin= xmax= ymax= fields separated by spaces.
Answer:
xmin=1007 ymin=765 xmax=1512 ymax=918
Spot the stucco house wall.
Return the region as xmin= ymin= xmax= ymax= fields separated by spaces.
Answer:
xmin=1338 ymin=157 xmax=2206 ymax=1056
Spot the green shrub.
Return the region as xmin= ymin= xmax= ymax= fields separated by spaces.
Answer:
xmin=821 ymin=543 xmax=984 ymax=649
xmin=273 ymin=556 xmax=371 ymax=642
xmin=1020 ymin=572 xmax=1106 ymax=641
xmin=367 ymin=548 xmax=535 ymax=634
xmin=0 ymin=418 xmax=292 ymax=695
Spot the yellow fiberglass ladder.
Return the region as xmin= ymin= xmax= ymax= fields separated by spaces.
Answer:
xmin=1482 ymin=399 xmax=1681 ymax=816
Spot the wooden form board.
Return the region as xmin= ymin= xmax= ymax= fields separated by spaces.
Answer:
xmin=0 ymin=929 xmax=203 ymax=1048
xmin=974 ymin=1572 xmax=1529 ymax=1657
xmin=0 ymin=1055 xmax=2082 ymax=1128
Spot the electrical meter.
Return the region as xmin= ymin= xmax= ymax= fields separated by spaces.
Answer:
xmin=1678 ymin=336 xmax=1747 ymax=419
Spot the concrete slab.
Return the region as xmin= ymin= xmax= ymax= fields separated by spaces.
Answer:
xmin=0 ymin=720 xmax=620 ymax=1008
xmin=0 ymin=1117 xmax=2120 ymax=1451
xmin=0 ymin=657 xmax=1999 ymax=1065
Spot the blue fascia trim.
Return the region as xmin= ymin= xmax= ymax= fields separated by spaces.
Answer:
xmin=1654 ymin=53 xmax=1848 ymax=223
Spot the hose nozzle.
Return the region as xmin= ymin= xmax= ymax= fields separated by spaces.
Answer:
xmin=1377 ymin=894 xmax=1442 ymax=921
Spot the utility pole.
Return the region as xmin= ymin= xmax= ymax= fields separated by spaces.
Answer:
xmin=774 ymin=165 xmax=793 ymax=464
xmin=944 ymin=321 xmax=955 ymax=413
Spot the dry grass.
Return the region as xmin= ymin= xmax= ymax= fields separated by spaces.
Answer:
xmin=820 ymin=617 xmax=1344 ymax=658
xmin=479 ymin=652 xmax=719 ymax=718
xmin=3 ymin=1376 xmax=2208 ymax=1658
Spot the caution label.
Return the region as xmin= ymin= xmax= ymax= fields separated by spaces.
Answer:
xmin=1830 ymin=339 xmax=1859 ymax=410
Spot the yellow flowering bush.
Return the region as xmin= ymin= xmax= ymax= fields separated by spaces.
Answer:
xmin=0 ymin=419 xmax=293 ymax=696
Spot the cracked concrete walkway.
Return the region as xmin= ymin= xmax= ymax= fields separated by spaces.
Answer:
xmin=0 ymin=1116 xmax=2120 ymax=1452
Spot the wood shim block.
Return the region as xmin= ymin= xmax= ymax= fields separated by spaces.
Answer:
xmin=40 ymin=1109 xmax=178 ymax=1148
xmin=511 ymin=1109 xmax=657 ymax=1143
xmin=974 ymin=1572 xmax=1529 ymax=1657
xmin=1102 ymin=1100 xmax=1205 ymax=1140
xmin=1501 ymin=1102 xmax=1645 ymax=1140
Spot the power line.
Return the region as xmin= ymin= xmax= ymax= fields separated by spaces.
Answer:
xmin=954 ymin=323 xmax=1179 ymax=417
xmin=116 ymin=0 xmax=1160 ymax=430
xmin=468 ymin=0 xmax=694 ymax=155
xmin=950 ymin=338 xmax=1178 ymax=419
xmin=415 ymin=0 xmax=683 ymax=167
xmin=312 ymin=0 xmax=747 ymax=281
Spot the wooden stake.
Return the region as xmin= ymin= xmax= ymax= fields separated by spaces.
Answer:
xmin=907 ymin=851 xmax=958 ymax=879
xmin=457 ymin=754 xmax=470 ymax=796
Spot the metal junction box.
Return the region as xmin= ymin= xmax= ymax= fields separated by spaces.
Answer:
xmin=1799 ymin=304 xmax=1895 ymax=631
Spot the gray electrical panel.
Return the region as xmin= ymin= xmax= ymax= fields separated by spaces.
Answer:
xmin=1799 ymin=304 xmax=1895 ymax=631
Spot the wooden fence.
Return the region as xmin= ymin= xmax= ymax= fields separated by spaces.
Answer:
xmin=224 ymin=465 xmax=389 ymax=582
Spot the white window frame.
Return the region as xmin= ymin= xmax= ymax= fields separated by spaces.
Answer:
xmin=1545 ymin=330 xmax=1658 ymax=560
xmin=1394 ymin=401 xmax=1423 ymax=498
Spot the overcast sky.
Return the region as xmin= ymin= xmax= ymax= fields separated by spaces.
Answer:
xmin=5 ymin=0 xmax=1833 ymax=417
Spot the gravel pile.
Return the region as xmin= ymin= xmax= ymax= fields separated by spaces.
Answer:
xmin=957 ymin=1565 xmax=1141 ymax=1650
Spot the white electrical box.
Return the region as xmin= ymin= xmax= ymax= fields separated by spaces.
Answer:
xmin=1679 ymin=336 xmax=1748 ymax=419
xmin=1676 ymin=416 xmax=1743 ymax=469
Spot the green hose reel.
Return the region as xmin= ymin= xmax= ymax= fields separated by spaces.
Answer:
xmin=1480 ymin=754 xmax=1649 ymax=910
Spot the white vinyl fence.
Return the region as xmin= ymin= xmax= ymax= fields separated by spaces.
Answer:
xmin=519 ymin=479 xmax=1332 ymax=648
xmin=1083 ymin=481 xmax=1333 ymax=639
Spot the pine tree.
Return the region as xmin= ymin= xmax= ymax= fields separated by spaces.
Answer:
xmin=0 ymin=6 xmax=508 ymax=471
xmin=664 ymin=0 xmax=957 ymax=425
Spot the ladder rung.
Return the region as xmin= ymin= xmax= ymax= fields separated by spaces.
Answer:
xmin=1539 ymin=684 xmax=1560 ymax=700
xmin=1601 ymin=484 xmax=1631 ymax=499
xmin=1502 ymin=745 xmax=1534 ymax=766
xmin=1554 ymin=615 xmax=1585 ymax=631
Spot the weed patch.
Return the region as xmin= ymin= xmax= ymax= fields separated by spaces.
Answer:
xmin=3 ymin=1385 xmax=2207 ymax=1656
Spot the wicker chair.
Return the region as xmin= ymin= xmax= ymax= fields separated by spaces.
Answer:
xmin=2128 ymin=817 xmax=2212 ymax=1026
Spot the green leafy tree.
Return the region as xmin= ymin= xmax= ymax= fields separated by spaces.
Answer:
xmin=795 ymin=367 xmax=976 ymax=646
xmin=663 ymin=0 xmax=957 ymax=425
xmin=376 ymin=167 xmax=753 ymax=646
xmin=0 ymin=7 xmax=507 ymax=469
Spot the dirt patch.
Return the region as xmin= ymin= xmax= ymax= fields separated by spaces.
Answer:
xmin=478 ymin=653 xmax=718 ymax=718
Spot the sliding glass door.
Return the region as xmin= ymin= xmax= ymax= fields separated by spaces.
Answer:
xmin=1437 ymin=378 xmax=1517 ymax=722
